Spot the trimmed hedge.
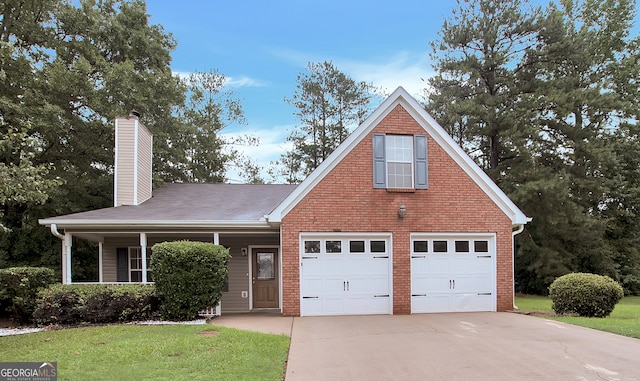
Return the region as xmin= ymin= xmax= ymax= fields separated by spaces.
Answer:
xmin=33 ymin=284 xmax=160 ymax=326
xmin=0 ymin=267 xmax=57 ymax=324
xmin=549 ymin=273 xmax=624 ymax=318
xmin=151 ymin=241 xmax=230 ymax=320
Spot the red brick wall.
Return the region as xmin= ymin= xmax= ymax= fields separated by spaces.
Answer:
xmin=281 ymin=104 xmax=514 ymax=316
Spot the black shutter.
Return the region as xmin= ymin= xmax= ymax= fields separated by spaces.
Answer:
xmin=116 ymin=248 xmax=129 ymax=282
xmin=372 ymin=133 xmax=386 ymax=188
xmin=414 ymin=134 xmax=428 ymax=189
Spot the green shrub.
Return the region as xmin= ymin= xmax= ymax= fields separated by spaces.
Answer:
xmin=151 ymin=241 xmax=230 ymax=320
xmin=33 ymin=284 xmax=160 ymax=326
xmin=549 ymin=273 xmax=624 ymax=317
xmin=0 ymin=267 xmax=57 ymax=324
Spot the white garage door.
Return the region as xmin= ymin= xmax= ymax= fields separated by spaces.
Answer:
xmin=411 ymin=234 xmax=496 ymax=313
xmin=300 ymin=234 xmax=392 ymax=316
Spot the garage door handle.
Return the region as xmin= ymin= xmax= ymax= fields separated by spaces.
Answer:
xmin=449 ymin=280 xmax=452 ymax=289
xmin=477 ymin=255 xmax=491 ymax=258
xmin=302 ymin=256 xmax=318 ymax=259
xmin=412 ymin=255 xmax=426 ymax=259
xmin=477 ymin=292 xmax=492 ymax=296
xmin=412 ymin=294 xmax=427 ymax=297
xmin=453 ymin=279 xmax=455 ymax=289
xmin=374 ymin=294 xmax=389 ymax=298
xmin=302 ymin=296 xmax=319 ymax=299
xmin=373 ymin=256 xmax=389 ymax=259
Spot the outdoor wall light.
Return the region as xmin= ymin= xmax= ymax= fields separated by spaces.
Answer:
xmin=398 ymin=203 xmax=407 ymax=219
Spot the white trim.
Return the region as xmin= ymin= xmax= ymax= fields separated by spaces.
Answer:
xmin=213 ymin=232 xmax=219 ymax=245
xmin=98 ymin=241 xmax=104 ymax=283
xmin=268 ymin=86 xmax=530 ymax=226
xmin=113 ymin=119 xmax=119 ymax=207
xmin=140 ymin=233 xmax=147 ymax=283
xmin=38 ymin=220 xmax=278 ymax=230
xmin=133 ymin=119 xmax=139 ymax=205
xmin=64 ymin=232 xmax=72 ymax=284
xmin=247 ymin=245 xmax=281 ymax=313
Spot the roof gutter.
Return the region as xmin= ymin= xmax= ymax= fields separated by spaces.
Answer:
xmin=512 ymin=224 xmax=526 ymax=310
xmin=39 ymin=219 xmax=278 ymax=231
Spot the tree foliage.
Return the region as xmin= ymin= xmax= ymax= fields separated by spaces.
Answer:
xmin=0 ymin=0 xmax=244 ymax=276
xmin=275 ymin=61 xmax=379 ymax=183
xmin=427 ymin=0 xmax=640 ymax=293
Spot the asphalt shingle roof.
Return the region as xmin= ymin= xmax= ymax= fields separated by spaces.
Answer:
xmin=42 ymin=183 xmax=297 ymax=223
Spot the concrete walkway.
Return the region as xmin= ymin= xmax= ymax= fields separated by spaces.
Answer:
xmin=210 ymin=312 xmax=640 ymax=381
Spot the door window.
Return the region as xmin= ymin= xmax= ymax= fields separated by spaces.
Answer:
xmin=256 ymin=252 xmax=274 ymax=280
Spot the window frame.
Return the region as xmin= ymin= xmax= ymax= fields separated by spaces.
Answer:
xmin=373 ymin=133 xmax=428 ymax=190
xmin=128 ymin=247 xmax=152 ymax=282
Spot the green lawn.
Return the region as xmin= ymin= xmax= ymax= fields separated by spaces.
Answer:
xmin=516 ymin=295 xmax=640 ymax=339
xmin=0 ymin=324 xmax=290 ymax=381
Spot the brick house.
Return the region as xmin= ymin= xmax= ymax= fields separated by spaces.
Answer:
xmin=39 ymin=87 xmax=529 ymax=316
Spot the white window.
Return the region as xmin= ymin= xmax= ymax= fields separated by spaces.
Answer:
xmin=129 ymin=247 xmax=152 ymax=282
xmin=373 ymin=134 xmax=428 ymax=189
xmin=385 ymin=135 xmax=414 ymax=188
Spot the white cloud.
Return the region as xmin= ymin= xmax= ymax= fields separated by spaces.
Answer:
xmin=270 ymin=48 xmax=435 ymax=99
xmin=221 ymin=125 xmax=295 ymax=183
xmin=337 ymin=52 xmax=435 ymax=99
xmin=172 ymin=71 xmax=267 ymax=88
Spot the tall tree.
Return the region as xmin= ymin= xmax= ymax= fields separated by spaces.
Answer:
xmin=427 ymin=0 xmax=640 ymax=293
xmin=276 ymin=61 xmax=378 ymax=183
xmin=0 ymin=0 xmax=244 ymax=279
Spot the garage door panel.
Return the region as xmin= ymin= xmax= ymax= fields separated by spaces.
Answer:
xmin=411 ymin=234 xmax=496 ymax=313
xmin=300 ymin=235 xmax=392 ymax=316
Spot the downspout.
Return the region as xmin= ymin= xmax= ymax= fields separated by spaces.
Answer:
xmin=50 ymin=223 xmax=64 ymax=240
xmin=512 ymin=224 xmax=525 ymax=310
xmin=50 ymin=224 xmax=68 ymax=284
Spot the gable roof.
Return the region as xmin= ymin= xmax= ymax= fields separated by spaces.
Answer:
xmin=39 ymin=183 xmax=297 ymax=229
xmin=267 ymin=86 xmax=530 ymax=226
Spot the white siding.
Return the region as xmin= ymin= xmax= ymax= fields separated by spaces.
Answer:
xmin=114 ymin=115 xmax=152 ymax=206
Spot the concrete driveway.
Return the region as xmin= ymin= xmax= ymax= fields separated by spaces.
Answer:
xmin=285 ymin=313 xmax=640 ymax=381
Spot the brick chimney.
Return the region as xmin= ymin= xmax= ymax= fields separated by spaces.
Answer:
xmin=114 ymin=111 xmax=153 ymax=206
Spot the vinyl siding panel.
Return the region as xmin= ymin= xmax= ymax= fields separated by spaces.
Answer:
xmin=115 ymin=117 xmax=136 ymax=206
xmin=137 ymin=124 xmax=153 ymax=204
xmin=102 ymin=236 xmax=140 ymax=282
xmin=114 ymin=116 xmax=153 ymax=206
xmin=218 ymin=235 xmax=280 ymax=313
xmin=101 ymin=234 xmax=279 ymax=313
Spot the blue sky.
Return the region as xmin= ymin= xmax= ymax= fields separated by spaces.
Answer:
xmin=145 ymin=0 xmax=638 ymax=182
xmin=145 ymin=0 xmax=459 ymax=181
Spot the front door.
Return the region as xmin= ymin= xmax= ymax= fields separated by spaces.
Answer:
xmin=252 ymin=248 xmax=279 ymax=308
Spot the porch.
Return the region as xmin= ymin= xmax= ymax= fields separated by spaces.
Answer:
xmin=53 ymin=229 xmax=282 ymax=316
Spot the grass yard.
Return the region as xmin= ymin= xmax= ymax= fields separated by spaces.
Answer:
xmin=0 ymin=324 xmax=290 ymax=381
xmin=516 ymin=295 xmax=640 ymax=339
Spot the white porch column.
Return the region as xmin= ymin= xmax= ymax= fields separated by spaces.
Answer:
xmin=140 ymin=233 xmax=148 ymax=283
xmin=64 ymin=233 xmax=72 ymax=284
xmin=213 ymin=232 xmax=222 ymax=316
xmin=98 ymin=241 xmax=104 ymax=283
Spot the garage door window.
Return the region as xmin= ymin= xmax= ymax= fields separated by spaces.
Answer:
xmin=455 ymin=241 xmax=470 ymax=253
xmin=413 ymin=241 xmax=428 ymax=252
xmin=305 ymin=241 xmax=320 ymax=253
xmin=371 ymin=241 xmax=386 ymax=253
xmin=474 ymin=241 xmax=489 ymax=252
xmin=433 ymin=241 xmax=448 ymax=253
xmin=326 ymin=241 xmax=342 ymax=253
xmin=349 ymin=240 xmax=365 ymax=253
